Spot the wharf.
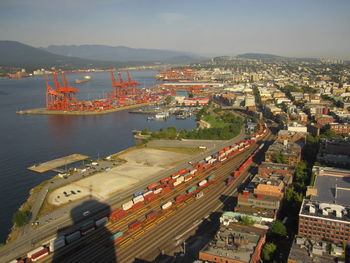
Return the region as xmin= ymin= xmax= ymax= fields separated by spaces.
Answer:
xmin=128 ymin=109 xmax=164 ymax=114
xmin=28 ymin=154 xmax=89 ymax=173
xmin=16 ymin=102 xmax=155 ymax=116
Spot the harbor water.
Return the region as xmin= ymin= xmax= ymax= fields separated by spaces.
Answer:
xmin=0 ymin=70 xmax=196 ymax=242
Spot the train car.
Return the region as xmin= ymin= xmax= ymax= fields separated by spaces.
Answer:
xmin=198 ymin=179 xmax=208 ymax=187
xmin=133 ymin=190 xmax=145 ymax=198
xmin=186 ymin=186 xmax=197 ymax=195
xmin=80 ymin=220 xmax=95 ymax=235
xmin=128 ymin=220 xmax=142 ymax=232
xmin=110 ymin=208 xmax=127 ymax=221
xmin=49 ymin=236 xmax=66 ymax=252
xmin=207 ymin=175 xmax=216 ymax=182
xmin=110 ymin=231 xmax=124 ymax=243
xmin=147 ymin=182 xmax=159 ymax=191
xmin=160 ymin=177 xmax=171 ymax=184
xmin=65 ymin=231 xmax=81 ymax=244
xmin=145 ymin=210 xmax=159 ymax=221
xmin=122 ymin=200 xmax=134 ymax=211
xmin=161 ymin=201 xmax=173 ymax=210
xmin=133 ymin=195 xmax=144 ymax=204
xmin=227 ymin=176 xmax=234 ymax=185
xmin=175 ymin=194 xmax=188 ymax=202
xmin=95 ymin=216 xmax=108 ymax=227
xmin=27 ymin=246 xmax=49 ymax=262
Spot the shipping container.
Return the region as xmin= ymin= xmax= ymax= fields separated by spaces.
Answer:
xmin=186 ymin=186 xmax=197 ymax=194
xmin=212 ymin=152 xmax=219 ymax=158
xmin=184 ymin=176 xmax=193 ymax=182
xmin=218 ymin=150 xmax=224 ymax=154
xmin=161 ymin=201 xmax=172 ymax=210
xmin=234 ymin=171 xmax=240 ymax=178
xmin=133 ymin=195 xmax=145 ymax=204
xmin=176 ymin=176 xmax=185 ymax=183
xmin=147 ymin=182 xmax=159 ymax=190
xmin=175 ymin=194 xmax=188 ymax=202
xmin=145 ymin=193 xmax=157 ymax=203
xmin=207 ymin=175 xmax=216 ymax=182
xmin=172 ymin=172 xmax=180 ymax=179
xmin=179 ymin=168 xmax=189 ymax=175
xmin=199 ymin=179 xmax=208 ymax=187
xmin=133 ymin=190 xmax=145 ymax=197
xmin=190 ymin=169 xmax=197 ymax=175
xmin=220 ymin=157 xmax=227 ymax=162
xmin=153 ymin=188 xmax=163 ymax=195
xmin=243 ymin=191 xmax=250 ymax=196
xmin=145 ymin=210 xmax=159 ymax=220
xmin=109 ymin=209 xmax=127 ymax=221
xmin=122 ymin=200 xmax=134 ymax=211
xmin=205 ymin=156 xmax=212 ymax=162
xmin=143 ymin=190 xmax=153 ymax=197
xmin=162 ymin=186 xmax=171 ymax=194
xmin=224 ymin=146 xmax=231 ymax=151
xmin=160 ymin=177 xmax=171 ymax=184
xmin=227 ymin=176 xmax=234 ymax=185
xmin=132 ymin=201 xmax=144 ymax=211
xmin=95 ymin=216 xmax=108 ymax=227
xmin=173 ymin=181 xmax=182 ymax=187
xmin=49 ymin=237 xmax=66 ymax=252
xmin=65 ymin=231 xmax=81 ymax=244
xmin=110 ymin=231 xmax=124 ymax=243
xmin=128 ymin=220 xmax=142 ymax=231
xmin=30 ymin=247 xmax=49 ymax=262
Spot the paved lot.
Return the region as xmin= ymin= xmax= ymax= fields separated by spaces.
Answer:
xmin=48 ymin=148 xmax=191 ymax=205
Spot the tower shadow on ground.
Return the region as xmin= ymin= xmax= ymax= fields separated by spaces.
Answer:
xmin=52 ymin=199 xmax=117 ymax=263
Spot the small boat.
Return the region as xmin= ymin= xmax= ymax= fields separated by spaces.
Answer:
xmin=74 ymin=75 xmax=92 ymax=84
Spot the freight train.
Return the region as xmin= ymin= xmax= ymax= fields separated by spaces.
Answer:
xmin=8 ymin=122 xmax=267 ymax=263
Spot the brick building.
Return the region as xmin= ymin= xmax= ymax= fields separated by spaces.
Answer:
xmin=199 ymin=224 xmax=267 ymax=263
xmin=329 ymin=122 xmax=350 ymax=135
xmin=264 ymin=140 xmax=302 ymax=166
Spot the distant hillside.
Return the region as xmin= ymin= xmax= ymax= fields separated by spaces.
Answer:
xmin=43 ymin=45 xmax=204 ymax=63
xmin=0 ymin=40 xmax=96 ymax=67
xmin=236 ymin=53 xmax=284 ymax=60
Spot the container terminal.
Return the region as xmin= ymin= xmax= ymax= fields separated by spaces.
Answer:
xmin=16 ymin=70 xmax=175 ymax=115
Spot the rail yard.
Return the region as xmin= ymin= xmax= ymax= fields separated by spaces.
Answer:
xmin=4 ymin=123 xmax=272 ymax=262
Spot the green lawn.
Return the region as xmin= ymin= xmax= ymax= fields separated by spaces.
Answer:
xmin=202 ymin=115 xmax=230 ymax=128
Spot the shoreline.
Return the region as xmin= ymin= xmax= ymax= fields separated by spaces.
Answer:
xmin=16 ymin=102 xmax=156 ymax=116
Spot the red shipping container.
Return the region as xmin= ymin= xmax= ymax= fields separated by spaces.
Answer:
xmin=234 ymin=171 xmax=240 ymax=178
xmin=160 ymin=177 xmax=171 ymax=184
xmin=145 ymin=210 xmax=159 ymax=220
xmin=243 ymin=191 xmax=250 ymax=196
xmin=175 ymin=194 xmax=188 ymax=203
xmin=162 ymin=186 xmax=171 ymax=194
xmin=144 ymin=193 xmax=157 ymax=203
xmin=148 ymin=182 xmax=159 ymax=190
xmin=128 ymin=220 xmax=142 ymax=231
xmin=31 ymin=248 xmax=49 ymax=261
xmin=256 ymin=194 xmax=264 ymax=199
xmin=132 ymin=201 xmax=144 ymax=211
xmin=224 ymin=146 xmax=230 ymax=151
xmin=109 ymin=209 xmax=127 ymax=221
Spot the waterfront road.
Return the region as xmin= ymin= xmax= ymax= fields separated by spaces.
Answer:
xmin=0 ymin=126 xmax=249 ymax=262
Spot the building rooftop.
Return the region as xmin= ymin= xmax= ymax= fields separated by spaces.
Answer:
xmin=300 ymin=199 xmax=350 ymax=223
xmin=312 ymin=166 xmax=350 ymax=206
xmin=200 ymin=224 xmax=266 ymax=263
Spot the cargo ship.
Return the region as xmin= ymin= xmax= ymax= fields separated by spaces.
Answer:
xmin=74 ymin=75 xmax=92 ymax=84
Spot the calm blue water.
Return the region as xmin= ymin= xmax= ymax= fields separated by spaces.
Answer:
xmin=0 ymin=70 xmax=195 ymax=242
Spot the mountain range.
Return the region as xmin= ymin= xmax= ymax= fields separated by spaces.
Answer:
xmin=0 ymin=41 xmax=204 ymax=68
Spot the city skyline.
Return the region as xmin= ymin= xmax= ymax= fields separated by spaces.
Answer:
xmin=0 ymin=0 xmax=350 ymax=59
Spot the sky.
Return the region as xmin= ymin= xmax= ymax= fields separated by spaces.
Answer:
xmin=0 ymin=0 xmax=349 ymax=59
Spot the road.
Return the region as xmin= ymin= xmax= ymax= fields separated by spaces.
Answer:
xmin=0 ymin=125 xmax=248 ymax=262
xmin=33 ymin=130 xmax=274 ymax=262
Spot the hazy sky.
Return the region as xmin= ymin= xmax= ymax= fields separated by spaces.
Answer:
xmin=1 ymin=0 xmax=349 ymax=59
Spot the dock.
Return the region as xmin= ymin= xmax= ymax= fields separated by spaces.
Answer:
xmin=28 ymin=154 xmax=89 ymax=173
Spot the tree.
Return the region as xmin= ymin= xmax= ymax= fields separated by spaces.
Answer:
xmin=262 ymin=242 xmax=277 ymax=261
xmin=141 ymin=128 xmax=149 ymax=135
xmin=13 ymin=210 xmax=30 ymax=227
xmin=271 ymin=221 xmax=287 ymax=236
xmin=239 ymin=215 xmax=255 ymax=226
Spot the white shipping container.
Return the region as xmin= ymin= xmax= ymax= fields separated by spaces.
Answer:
xmin=173 ymin=181 xmax=182 ymax=187
xmin=208 ymin=159 xmax=215 ymax=164
xmin=220 ymin=157 xmax=227 ymax=162
xmin=161 ymin=201 xmax=172 ymax=210
xmin=205 ymin=156 xmax=212 ymax=162
xmin=190 ymin=169 xmax=197 ymax=175
xmin=219 ymin=153 xmax=226 ymax=159
xmin=176 ymin=176 xmax=184 ymax=183
xmin=95 ymin=217 xmax=108 ymax=227
xmin=133 ymin=195 xmax=144 ymax=204
xmin=49 ymin=237 xmax=66 ymax=252
xmin=154 ymin=188 xmax=162 ymax=195
xmin=199 ymin=179 xmax=207 ymax=187
xmin=226 ymin=149 xmax=233 ymax=154
xmin=122 ymin=200 xmax=134 ymax=210
xmin=27 ymin=246 xmax=46 ymax=258
xmin=143 ymin=190 xmax=153 ymax=197
xmin=184 ymin=176 xmax=192 ymax=182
